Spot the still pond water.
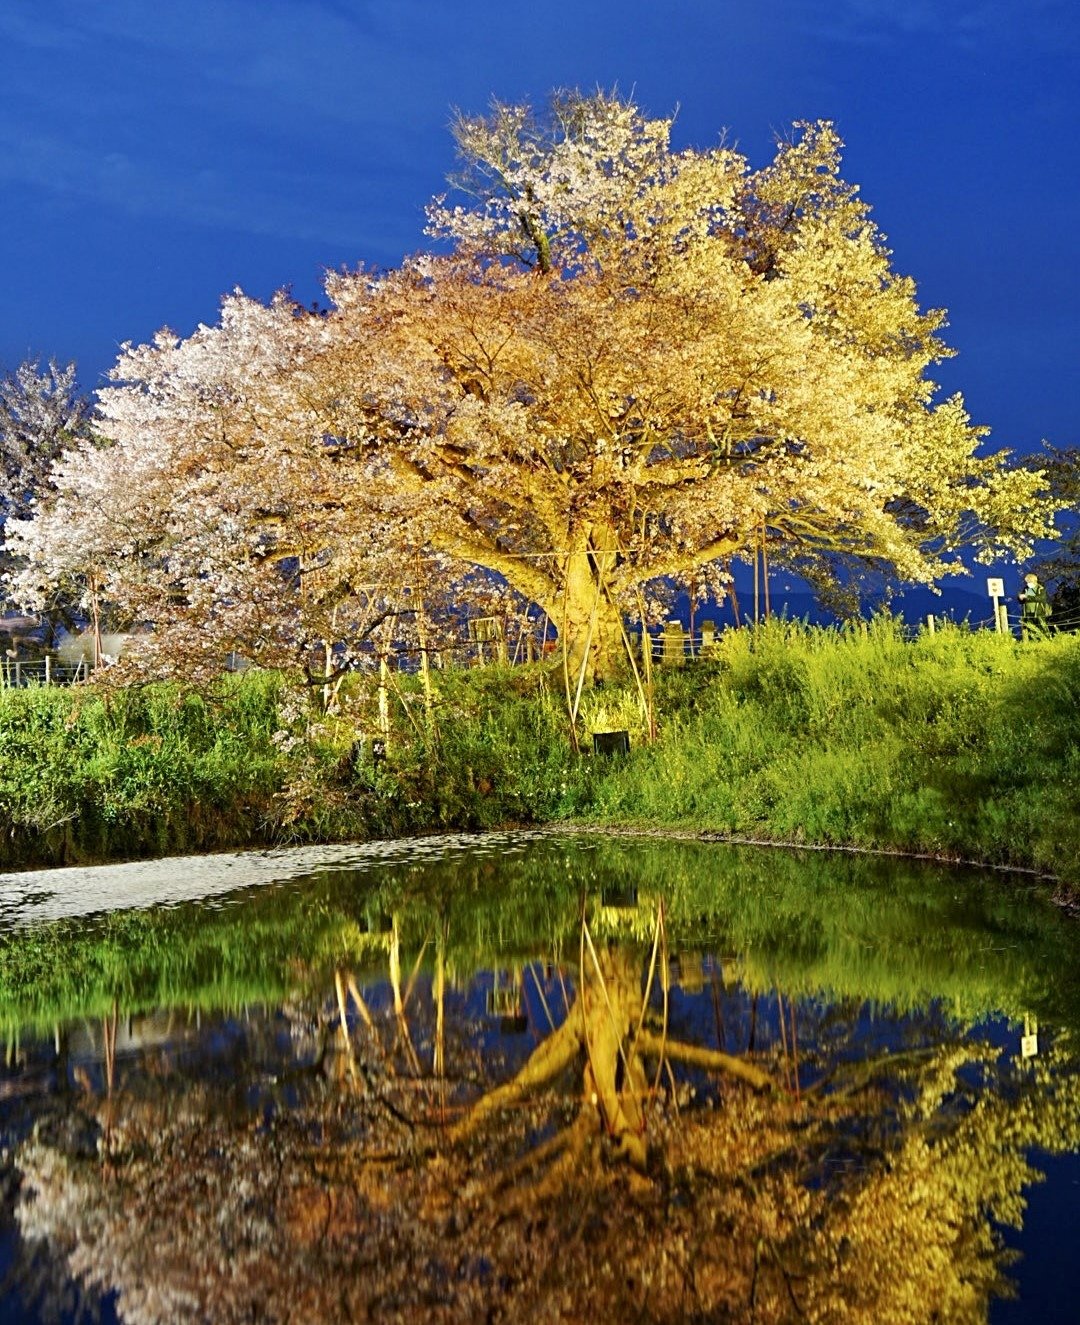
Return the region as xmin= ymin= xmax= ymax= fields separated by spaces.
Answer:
xmin=0 ymin=832 xmax=1077 ymax=1324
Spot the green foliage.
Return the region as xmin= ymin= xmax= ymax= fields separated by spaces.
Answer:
xmin=2 ymin=620 xmax=1079 ymax=889
xmin=0 ymin=673 xmax=289 ymax=865
xmin=560 ymin=618 xmax=1080 ymax=887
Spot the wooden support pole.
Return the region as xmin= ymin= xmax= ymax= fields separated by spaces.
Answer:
xmin=413 ymin=570 xmax=435 ymax=737
xmin=761 ymin=520 xmax=771 ymax=621
xmin=378 ymin=654 xmax=390 ymax=745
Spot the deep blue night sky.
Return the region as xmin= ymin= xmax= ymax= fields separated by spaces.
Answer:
xmin=0 ymin=0 xmax=1076 ymax=458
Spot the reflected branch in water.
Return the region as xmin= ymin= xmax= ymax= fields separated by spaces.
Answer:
xmin=14 ymin=1031 xmax=1080 ymax=1324
xmin=635 ymin=1032 xmax=776 ymax=1092
xmin=6 ymin=835 xmax=1080 ymax=1321
xmin=527 ymin=962 xmax=556 ymax=1033
xmin=387 ymin=918 xmax=422 ymax=1076
xmin=332 ymin=970 xmax=359 ymax=1090
xmin=451 ymin=1003 xmax=581 ymax=1142
xmin=344 ymin=975 xmax=374 ymax=1032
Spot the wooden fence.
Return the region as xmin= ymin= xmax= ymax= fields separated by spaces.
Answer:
xmin=1 ymin=602 xmax=1060 ymax=691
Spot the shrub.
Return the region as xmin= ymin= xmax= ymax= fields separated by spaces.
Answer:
xmin=2 ymin=621 xmax=1078 ymax=888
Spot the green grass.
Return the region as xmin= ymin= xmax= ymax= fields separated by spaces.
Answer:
xmin=2 ymin=618 xmax=1079 ymax=889
xmin=0 ymin=672 xmax=290 ymax=865
xmin=565 ymin=618 xmax=1080 ymax=885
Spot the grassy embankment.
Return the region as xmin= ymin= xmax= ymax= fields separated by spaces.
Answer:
xmin=1 ymin=617 xmax=1078 ymax=888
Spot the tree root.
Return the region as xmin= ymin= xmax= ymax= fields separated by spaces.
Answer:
xmin=637 ymin=1031 xmax=777 ymax=1092
xmin=449 ymin=1013 xmax=583 ymax=1142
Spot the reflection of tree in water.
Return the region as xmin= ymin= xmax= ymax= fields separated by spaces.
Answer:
xmin=12 ymin=915 xmax=1080 ymax=1324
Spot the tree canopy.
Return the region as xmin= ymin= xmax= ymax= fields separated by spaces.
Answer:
xmin=1029 ymin=444 xmax=1080 ymax=630
xmin=0 ymin=358 xmax=88 ymax=526
xmin=6 ymin=93 xmax=1055 ymax=677
xmin=0 ymin=358 xmax=90 ymax=618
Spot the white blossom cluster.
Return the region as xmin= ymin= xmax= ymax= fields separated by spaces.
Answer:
xmin=0 ymin=358 xmax=88 ymax=534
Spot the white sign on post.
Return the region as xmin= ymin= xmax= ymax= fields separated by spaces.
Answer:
xmin=987 ymin=578 xmax=1005 ymax=633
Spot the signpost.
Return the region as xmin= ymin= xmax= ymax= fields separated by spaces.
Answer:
xmin=1021 ymin=1012 xmax=1039 ymax=1060
xmin=987 ymin=577 xmax=1005 ymax=634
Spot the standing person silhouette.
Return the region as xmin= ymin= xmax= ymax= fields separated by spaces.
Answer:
xmin=1018 ymin=573 xmax=1052 ymax=640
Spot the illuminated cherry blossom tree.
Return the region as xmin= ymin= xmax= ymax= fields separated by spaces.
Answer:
xmin=7 ymin=93 xmax=1055 ymax=679
xmin=0 ymin=358 xmax=88 ymax=527
xmin=1 ymin=358 xmax=90 ymax=623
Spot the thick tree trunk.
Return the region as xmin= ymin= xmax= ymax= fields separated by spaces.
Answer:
xmin=581 ymin=946 xmax=648 ymax=1168
xmin=451 ymin=947 xmax=649 ymax=1167
xmin=548 ymin=528 xmax=628 ymax=683
xmin=452 ymin=939 xmax=776 ymax=1177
